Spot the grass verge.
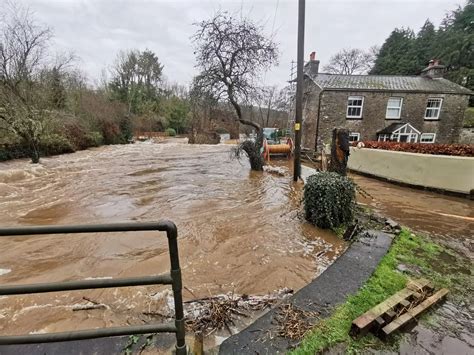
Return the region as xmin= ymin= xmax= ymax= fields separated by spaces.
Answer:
xmin=290 ymin=229 xmax=471 ymax=354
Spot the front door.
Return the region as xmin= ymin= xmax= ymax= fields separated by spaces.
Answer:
xmin=399 ymin=134 xmax=409 ymax=142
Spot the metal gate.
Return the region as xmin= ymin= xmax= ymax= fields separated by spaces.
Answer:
xmin=0 ymin=221 xmax=186 ymax=354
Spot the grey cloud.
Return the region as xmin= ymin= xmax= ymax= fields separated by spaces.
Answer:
xmin=23 ymin=0 xmax=461 ymax=87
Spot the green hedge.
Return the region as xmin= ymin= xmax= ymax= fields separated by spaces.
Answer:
xmin=165 ymin=128 xmax=176 ymax=136
xmin=304 ymin=172 xmax=356 ymax=229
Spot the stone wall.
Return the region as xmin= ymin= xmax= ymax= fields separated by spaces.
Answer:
xmin=459 ymin=127 xmax=474 ymax=144
xmin=301 ymin=85 xmax=470 ymax=148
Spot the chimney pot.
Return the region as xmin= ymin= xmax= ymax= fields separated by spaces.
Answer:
xmin=304 ymin=51 xmax=319 ymax=76
xmin=421 ymin=59 xmax=445 ymax=78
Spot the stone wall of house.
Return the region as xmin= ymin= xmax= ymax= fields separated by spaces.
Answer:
xmin=301 ymin=87 xmax=470 ymax=147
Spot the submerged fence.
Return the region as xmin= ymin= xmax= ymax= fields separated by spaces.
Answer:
xmin=0 ymin=221 xmax=186 ymax=354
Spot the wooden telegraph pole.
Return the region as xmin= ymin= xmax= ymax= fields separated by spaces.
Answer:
xmin=293 ymin=0 xmax=305 ymax=182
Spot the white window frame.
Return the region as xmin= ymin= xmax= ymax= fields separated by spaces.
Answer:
xmin=385 ymin=97 xmax=403 ymax=119
xmin=346 ymin=96 xmax=364 ymax=119
xmin=420 ymin=133 xmax=436 ymax=143
xmin=391 ymin=123 xmax=420 ymax=143
xmin=424 ymin=98 xmax=443 ymax=120
xmin=378 ymin=134 xmax=390 ymax=142
xmin=349 ymin=132 xmax=360 ymax=142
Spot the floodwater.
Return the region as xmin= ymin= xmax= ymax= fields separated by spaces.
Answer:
xmin=0 ymin=142 xmax=344 ymax=336
xmin=351 ymin=174 xmax=474 ymax=250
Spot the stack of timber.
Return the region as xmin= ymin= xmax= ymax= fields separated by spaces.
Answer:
xmin=350 ymin=278 xmax=448 ymax=339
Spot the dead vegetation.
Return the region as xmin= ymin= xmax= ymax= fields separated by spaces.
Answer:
xmin=184 ymin=289 xmax=293 ymax=336
xmin=275 ymin=304 xmax=319 ymax=340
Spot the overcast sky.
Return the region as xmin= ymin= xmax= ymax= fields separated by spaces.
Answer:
xmin=20 ymin=0 xmax=463 ymax=88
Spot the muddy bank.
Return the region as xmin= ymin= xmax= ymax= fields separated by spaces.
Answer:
xmin=0 ymin=143 xmax=345 ymax=337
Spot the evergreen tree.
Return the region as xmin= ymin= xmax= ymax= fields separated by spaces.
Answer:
xmin=370 ymin=28 xmax=416 ymax=75
xmin=371 ymin=0 xmax=473 ymax=99
xmin=414 ymin=20 xmax=436 ymax=71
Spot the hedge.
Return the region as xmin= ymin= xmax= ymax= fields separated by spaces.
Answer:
xmin=165 ymin=128 xmax=177 ymax=136
xmin=355 ymin=141 xmax=474 ymax=157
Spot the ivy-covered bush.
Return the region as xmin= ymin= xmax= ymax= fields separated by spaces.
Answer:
xmin=165 ymin=128 xmax=177 ymax=136
xmin=304 ymin=172 xmax=356 ymax=229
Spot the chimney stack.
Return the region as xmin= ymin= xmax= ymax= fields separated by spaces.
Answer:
xmin=421 ymin=59 xmax=445 ymax=78
xmin=304 ymin=51 xmax=320 ymax=77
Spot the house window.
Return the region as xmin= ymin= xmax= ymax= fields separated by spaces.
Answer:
xmin=349 ymin=132 xmax=360 ymax=142
xmin=420 ymin=133 xmax=436 ymax=143
xmin=346 ymin=96 xmax=364 ymax=119
xmin=386 ymin=97 xmax=403 ymax=119
xmin=425 ymin=98 xmax=443 ymax=120
xmin=378 ymin=134 xmax=390 ymax=142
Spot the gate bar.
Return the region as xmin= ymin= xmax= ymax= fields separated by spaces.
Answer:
xmin=0 ymin=323 xmax=177 ymax=345
xmin=0 ymin=221 xmax=187 ymax=354
xmin=0 ymin=274 xmax=173 ymax=295
xmin=0 ymin=221 xmax=176 ymax=236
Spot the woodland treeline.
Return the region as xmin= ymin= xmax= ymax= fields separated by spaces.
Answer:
xmin=0 ymin=4 xmax=288 ymax=163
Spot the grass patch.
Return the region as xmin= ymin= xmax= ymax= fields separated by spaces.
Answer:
xmin=291 ymin=229 xmax=471 ymax=354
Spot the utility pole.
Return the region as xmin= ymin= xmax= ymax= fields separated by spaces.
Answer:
xmin=293 ymin=0 xmax=305 ymax=182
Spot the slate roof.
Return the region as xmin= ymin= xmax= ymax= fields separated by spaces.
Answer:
xmin=377 ymin=123 xmax=406 ymax=134
xmin=307 ymin=73 xmax=472 ymax=94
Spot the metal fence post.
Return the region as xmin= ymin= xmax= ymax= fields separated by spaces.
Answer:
xmin=0 ymin=221 xmax=187 ymax=353
xmin=165 ymin=221 xmax=187 ymax=355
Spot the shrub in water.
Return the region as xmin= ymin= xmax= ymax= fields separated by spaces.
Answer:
xmin=39 ymin=134 xmax=75 ymax=156
xmin=84 ymin=131 xmax=104 ymax=147
xmin=304 ymin=171 xmax=355 ymax=229
xmin=165 ymin=128 xmax=177 ymax=136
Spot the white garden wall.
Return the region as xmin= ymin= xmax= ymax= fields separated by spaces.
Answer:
xmin=348 ymin=147 xmax=474 ymax=195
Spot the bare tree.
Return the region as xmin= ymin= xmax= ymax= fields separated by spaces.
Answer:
xmin=255 ymin=86 xmax=276 ymax=128
xmin=0 ymin=2 xmax=53 ymax=163
xmin=192 ymin=11 xmax=279 ymax=170
xmin=323 ymin=48 xmax=375 ymax=75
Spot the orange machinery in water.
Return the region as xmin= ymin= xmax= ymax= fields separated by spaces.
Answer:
xmin=262 ymin=137 xmax=294 ymax=161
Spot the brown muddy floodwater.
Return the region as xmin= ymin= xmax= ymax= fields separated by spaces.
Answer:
xmin=0 ymin=142 xmax=344 ymax=336
xmin=351 ymin=174 xmax=474 ymax=254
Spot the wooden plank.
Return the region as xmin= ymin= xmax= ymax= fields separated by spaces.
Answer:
xmin=400 ymin=299 xmax=410 ymax=308
xmin=407 ymin=278 xmax=433 ymax=292
xmin=382 ymin=310 xmax=396 ymax=323
xmin=351 ymin=279 xmax=432 ymax=336
xmin=382 ymin=288 xmax=449 ymax=337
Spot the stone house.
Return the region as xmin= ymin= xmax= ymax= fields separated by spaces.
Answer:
xmin=301 ymin=53 xmax=472 ymax=150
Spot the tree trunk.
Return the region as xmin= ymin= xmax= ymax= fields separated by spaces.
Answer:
xmin=29 ymin=139 xmax=40 ymax=164
xmin=228 ymin=93 xmax=264 ymax=171
xmin=328 ymin=128 xmax=350 ymax=175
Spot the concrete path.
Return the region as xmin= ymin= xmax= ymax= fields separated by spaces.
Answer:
xmin=219 ymin=230 xmax=393 ymax=354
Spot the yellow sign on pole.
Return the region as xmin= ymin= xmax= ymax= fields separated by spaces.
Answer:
xmin=294 ymin=123 xmax=301 ymax=131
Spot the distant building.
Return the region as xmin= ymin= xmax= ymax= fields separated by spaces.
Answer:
xmin=301 ymin=53 xmax=473 ymax=150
